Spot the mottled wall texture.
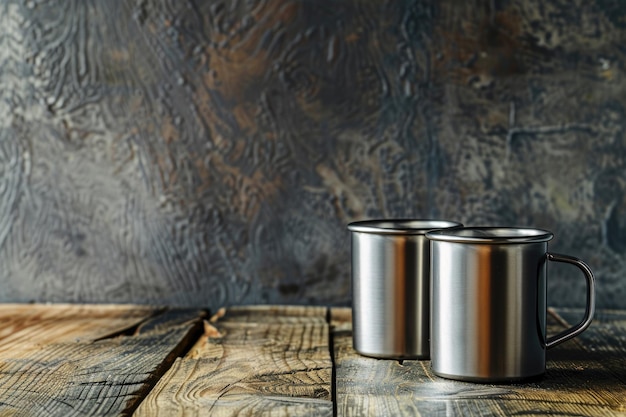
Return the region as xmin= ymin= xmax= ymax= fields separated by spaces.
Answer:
xmin=1 ymin=0 xmax=625 ymax=308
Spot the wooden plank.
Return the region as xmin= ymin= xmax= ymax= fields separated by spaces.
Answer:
xmin=0 ymin=303 xmax=159 ymax=354
xmin=134 ymin=305 xmax=333 ymax=417
xmin=332 ymin=307 xmax=626 ymax=417
xmin=553 ymin=308 xmax=626 ymax=387
xmin=0 ymin=304 xmax=204 ymax=417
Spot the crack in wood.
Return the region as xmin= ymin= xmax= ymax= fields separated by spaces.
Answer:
xmin=120 ymin=310 xmax=207 ymax=416
xmin=92 ymin=308 xmax=168 ymax=342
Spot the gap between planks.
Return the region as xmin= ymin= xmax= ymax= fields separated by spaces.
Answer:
xmin=133 ymin=305 xmax=336 ymax=417
xmin=0 ymin=304 xmax=208 ymax=417
xmin=123 ymin=308 xmax=209 ymax=416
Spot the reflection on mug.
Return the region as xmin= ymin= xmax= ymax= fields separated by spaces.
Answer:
xmin=426 ymin=227 xmax=595 ymax=383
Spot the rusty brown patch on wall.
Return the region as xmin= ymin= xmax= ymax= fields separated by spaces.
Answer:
xmin=432 ymin=6 xmax=528 ymax=88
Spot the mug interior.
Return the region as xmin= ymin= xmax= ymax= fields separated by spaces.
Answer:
xmin=347 ymin=219 xmax=462 ymax=235
xmin=426 ymin=227 xmax=553 ymax=243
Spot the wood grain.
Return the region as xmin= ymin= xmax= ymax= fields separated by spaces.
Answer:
xmin=2 ymin=304 xmax=626 ymax=415
xmin=0 ymin=304 xmax=204 ymax=417
xmin=332 ymin=307 xmax=626 ymax=417
xmin=134 ymin=305 xmax=333 ymax=417
xmin=554 ymin=308 xmax=626 ymax=387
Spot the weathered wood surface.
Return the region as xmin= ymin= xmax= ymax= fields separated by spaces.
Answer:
xmin=332 ymin=307 xmax=626 ymax=417
xmin=556 ymin=309 xmax=626 ymax=386
xmin=0 ymin=304 xmax=205 ymax=417
xmin=134 ymin=305 xmax=333 ymax=417
xmin=2 ymin=304 xmax=625 ymax=416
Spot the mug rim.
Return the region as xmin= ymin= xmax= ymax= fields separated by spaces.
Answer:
xmin=347 ymin=219 xmax=462 ymax=235
xmin=426 ymin=226 xmax=554 ymax=243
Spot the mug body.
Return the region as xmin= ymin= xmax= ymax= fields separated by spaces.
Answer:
xmin=348 ymin=219 xmax=461 ymax=359
xmin=427 ymin=227 xmax=553 ymax=382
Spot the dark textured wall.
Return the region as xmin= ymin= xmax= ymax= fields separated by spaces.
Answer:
xmin=1 ymin=0 xmax=625 ymax=308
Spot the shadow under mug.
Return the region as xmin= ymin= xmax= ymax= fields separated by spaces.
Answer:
xmin=426 ymin=227 xmax=595 ymax=383
xmin=348 ymin=219 xmax=462 ymax=359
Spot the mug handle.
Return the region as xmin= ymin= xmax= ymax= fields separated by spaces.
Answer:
xmin=545 ymin=252 xmax=596 ymax=349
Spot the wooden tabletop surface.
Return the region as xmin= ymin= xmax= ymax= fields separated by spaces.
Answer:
xmin=1 ymin=304 xmax=625 ymax=416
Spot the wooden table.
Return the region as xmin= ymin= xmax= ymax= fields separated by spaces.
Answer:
xmin=1 ymin=304 xmax=625 ymax=416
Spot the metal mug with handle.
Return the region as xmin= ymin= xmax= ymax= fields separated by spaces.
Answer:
xmin=426 ymin=227 xmax=595 ymax=382
xmin=348 ymin=219 xmax=462 ymax=359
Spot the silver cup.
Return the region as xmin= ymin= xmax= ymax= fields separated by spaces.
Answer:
xmin=348 ymin=219 xmax=462 ymax=359
xmin=426 ymin=227 xmax=595 ymax=382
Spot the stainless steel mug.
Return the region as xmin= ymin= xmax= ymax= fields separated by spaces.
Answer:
xmin=348 ymin=219 xmax=462 ymax=359
xmin=426 ymin=227 xmax=595 ymax=382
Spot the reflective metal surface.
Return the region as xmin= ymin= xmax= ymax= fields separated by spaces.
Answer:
xmin=427 ymin=227 xmax=595 ymax=382
xmin=348 ymin=219 xmax=462 ymax=359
